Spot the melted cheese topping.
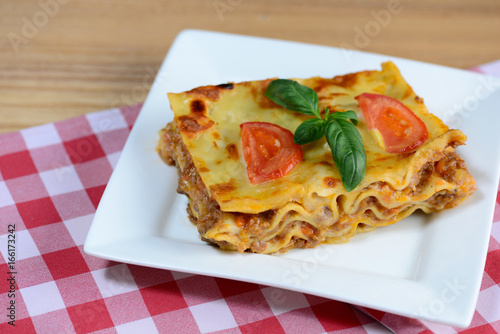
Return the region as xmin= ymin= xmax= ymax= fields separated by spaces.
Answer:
xmin=169 ymin=62 xmax=451 ymax=213
xmin=163 ymin=62 xmax=475 ymax=254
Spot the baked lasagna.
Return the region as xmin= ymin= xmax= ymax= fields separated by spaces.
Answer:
xmin=157 ymin=62 xmax=475 ymax=254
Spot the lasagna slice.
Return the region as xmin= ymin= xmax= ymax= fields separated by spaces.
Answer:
xmin=157 ymin=62 xmax=475 ymax=254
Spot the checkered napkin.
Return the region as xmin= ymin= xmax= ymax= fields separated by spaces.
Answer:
xmin=1 ymin=63 xmax=500 ymax=334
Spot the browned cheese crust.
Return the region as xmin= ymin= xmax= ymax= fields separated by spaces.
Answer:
xmin=157 ymin=62 xmax=476 ymax=254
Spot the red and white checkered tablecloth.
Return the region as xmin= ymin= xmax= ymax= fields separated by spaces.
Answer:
xmin=1 ymin=63 xmax=500 ymax=334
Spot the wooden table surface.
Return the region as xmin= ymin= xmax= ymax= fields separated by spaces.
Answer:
xmin=1 ymin=0 xmax=499 ymax=133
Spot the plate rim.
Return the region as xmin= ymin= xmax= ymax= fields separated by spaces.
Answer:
xmin=84 ymin=29 xmax=500 ymax=328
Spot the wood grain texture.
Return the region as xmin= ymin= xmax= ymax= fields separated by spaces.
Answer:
xmin=1 ymin=0 xmax=499 ymax=133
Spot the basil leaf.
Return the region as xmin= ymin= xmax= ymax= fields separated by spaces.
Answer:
xmin=264 ymin=78 xmax=367 ymax=191
xmin=328 ymin=110 xmax=359 ymax=126
xmin=294 ymin=118 xmax=326 ymax=145
xmin=265 ymin=79 xmax=320 ymax=117
xmin=325 ymin=119 xmax=366 ymax=192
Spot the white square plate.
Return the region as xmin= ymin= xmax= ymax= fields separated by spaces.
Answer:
xmin=84 ymin=30 xmax=500 ymax=327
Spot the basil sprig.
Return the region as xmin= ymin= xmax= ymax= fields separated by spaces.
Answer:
xmin=265 ymin=79 xmax=366 ymax=192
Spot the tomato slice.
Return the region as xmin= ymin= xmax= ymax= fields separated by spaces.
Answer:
xmin=240 ymin=122 xmax=302 ymax=184
xmin=355 ymin=93 xmax=429 ymax=153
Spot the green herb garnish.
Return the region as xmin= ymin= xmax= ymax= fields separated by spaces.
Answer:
xmin=265 ymin=79 xmax=366 ymax=192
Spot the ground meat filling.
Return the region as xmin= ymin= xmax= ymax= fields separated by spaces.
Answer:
xmin=160 ymin=122 xmax=222 ymax=237
xmin=159 ymin=121 xmax=474 ymax=253
xmin=435 ymin=151 xmax=467 ymax=183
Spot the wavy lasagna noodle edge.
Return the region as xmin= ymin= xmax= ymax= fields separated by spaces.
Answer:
xmin=157 ymin=62 xmax=476 ymax=254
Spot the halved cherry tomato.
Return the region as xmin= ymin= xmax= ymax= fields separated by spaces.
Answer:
xmin=240 ymin=122 xmax=302 ymax=184
xmin=355 ymin=93 xmax=429 ymax=154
